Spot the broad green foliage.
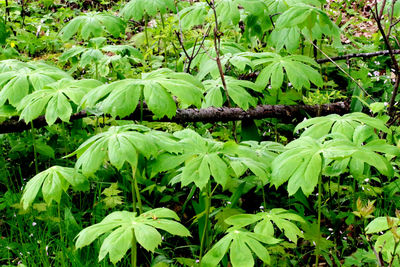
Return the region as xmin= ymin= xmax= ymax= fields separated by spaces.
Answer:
xmin=202 ymin=208 xmax=304 ymax=267
xmin=265 ymin=0 xmax=323 ymax=13
xmin=151 ymin=129 xmax=272 ymax=189
xmin=70 ymin=124 xmax=181 ymax=175
xmin=20 ymin=166 xmax=88 ymax=209
xmin=366 ymin=216 xmax=400 ymax=263
xmin=201 ymin=228 xmax=274 ymax=267
xmin=59 ymin=38 xmax=143 ymax=76
xmin=294 ymin=112 xmax=389 ymax=139
xmin=178 ymin=0 xmax=267 ymax=29
xmin=271 ymin=136 xmax=356 ymax=196
xmin=60 ymin=12 xmax=126 ymax=41
xmin=275 ymin=3 xmax=340 ymax=42
xmin=248 ymin=52 xmax=323 ymax=90
xmin=81 ymin=68 xmax=204 ymax=118
xmin=203 ymin=77 xmax=262 ymax=110
xmin=225 ymin=208 xmax=305 ymax=243
xmin=17 ymin=79 xmax=102 ymax=125
xmin=0 ymin=61 xmax=71 ymax=107
xmin=325 ymin=125 xmax=400 ymax=178
xmin=75 ymin=208 xmax=190 ymax=264
xmin=121 ymin=0 xmax=175 ymax=21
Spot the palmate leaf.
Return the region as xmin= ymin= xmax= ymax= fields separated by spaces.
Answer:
xmin=275 ymin=3 xmax=340 ymax=42
xmin=81 ymin=68 xmax=204 ymax=119
xmin=178 ymin=0 xmax=267 ymax=29
xmin=203 ymin=76 xmax=261 ymax=110
xmin=60 ymin=12 xmax=126 ymax=41
xmin=271 ymin=136 xmax=357 ymax=196
xmin=0 ymin=59 xmax=29 ymax=72
xmin=265 ymin=0 xmax=323 ymax=13
xmin=17 ymin=79 xmax=102 ymax=125
xmin=121 ymin=0 xmax=175 ymax=21
xmin=325 ymin=126 xmax=400 ymax=179
xmin=294 ymin=112 xmax=389 ymax=139
xmin=226 ymin=208 xmax=305 ymax=243
xmin=0 ymin=62 xmax=71 ymax=107
xmin=69 ymin=124 xmax=181 ymax=175
xmin=75 ymin=208 xmax=190 ymax=265
xmin=249 ymin=52 xmax=323 ymax=90
xmin=201 ymin=228 xmax=275 ymax=267
xmin=150 ymin=130 xmax=271 ymax=190
xmin=20 ymin=166 xmax=88 ymax=209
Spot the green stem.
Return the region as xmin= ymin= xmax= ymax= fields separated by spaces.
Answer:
xmin=315 ymin=158 xmax=324 ymax=267
xmin=134 ymin=175 xmax=142 ymax=214
xmin=131 ymin=166 xmax=137 ymax=213
xmin=95 ymin=63 xmax=99 ymax=80
xmin=199 ymin=183 xmax=211 ymax=261
xmin=30 ymin=121 xmax=39 ymax=174
xmin=131 ymin=229 xmax=137 ymax=267
xmin=58 ymin=204 xmax=66 ymax=267
xmin=144 ymin=15 xmax=149 ymax=50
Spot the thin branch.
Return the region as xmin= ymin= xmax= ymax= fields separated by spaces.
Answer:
xmin=0 ymin=102 xmax=350 ymax=134
xmin=310 ymin=40 xmax=374 ymax=101
xmin=316 ymin=49 xmax=400 ymax=63
xmin=372 ymin=2 xmax=400 ymax=116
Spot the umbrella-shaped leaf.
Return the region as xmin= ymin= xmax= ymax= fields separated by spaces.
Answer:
xmin=60 ymin=13 xmax=126 ymax=41
xmin=0 ymin=63 xmax=71 ymax=107
xmin=121 ymin=0 xmax=175 ymax=20
xmin=18 ymin=79 xmax=101 ymax=125
xmin=75 ymin=208 xmax=189 ymax=264
xmin=21 ymin=166 xmax=88 ymax=209
xmin=82 ymin=69 xmax=203 ymax=119
xmin=70 ymin=124 xmax=179 ymax=175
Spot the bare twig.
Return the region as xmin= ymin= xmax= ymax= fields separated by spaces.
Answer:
xmin=174 ymin=4 xmax=210 ymax=73
xmin=310 ymin=40 xmax=375 ymax=102
xmin=316 ymin=49 xmax=400 ymax=64
xmin=372 ymin=1 xmax=400 ymax=117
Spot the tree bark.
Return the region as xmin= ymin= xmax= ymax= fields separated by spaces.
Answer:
xmin=0 ymin=102 xmax=350 ymax=134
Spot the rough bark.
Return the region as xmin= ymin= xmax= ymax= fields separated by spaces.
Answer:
xmin=0 ymin=102 xmax=350 ymax=134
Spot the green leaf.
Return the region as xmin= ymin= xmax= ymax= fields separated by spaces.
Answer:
xmin=71 ymin=125 xmax=177 ymax=175
xmin=60 ymin=12 xmax=126 ymax=41
xmin=82 ymin=69 xmax=203 ymax=118
xmin=21 ymin=166 xmax=88 ymax=209
xmin=366 ymin=217 xmax=399 ymax=234
xmin=201 ymin=235 xmax=233 ymax=267
xmin=76 ymin=208 xmax=189 ymax=264
xmin=99 ymin=227 xmax=132 ymax=264
xmin=121 ymin=0 xmax=175 ymax=20
xmin=230 ymin=238 xmax=254 ymax=267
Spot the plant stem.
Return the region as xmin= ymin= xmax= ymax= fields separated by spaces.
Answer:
xmin=134 ymin=175 xmax=142 ymax=214
xmin=30 ymin=121 xmax=39 ymax=174
xmin=144 ymin=15 xmax=149 ymax=50
xmin=131 ymin=229 xmax=137 ymax=267
xmin=58 ymin=204 xmax=66 ymax=267
xmin=199 ymin=182 xmax=211 ymax=261
xmin=315 ymin=157 xmax=324 ymax=267
xmin=131 ymin=165 xmax=137 ymax=213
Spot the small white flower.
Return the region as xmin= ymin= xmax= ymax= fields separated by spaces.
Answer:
xmin=364 ymin=178 xmax=370 ymax=182
xmin=32 ymin=222 xmax=37 ymax=226
xmin=259 ymin=206 xmax=264 ymax=210
xmin=374 ymin=61 xmax=380 ymax=65
xmin=368 ymin=72 xmax=372 ymax=77
xmin=373 ymin=71 xmax=380 ymax=76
